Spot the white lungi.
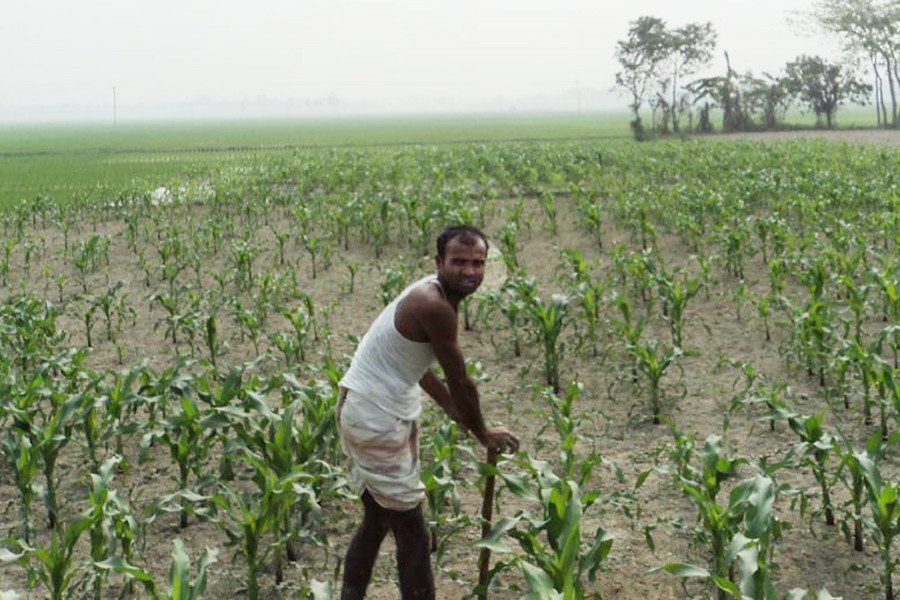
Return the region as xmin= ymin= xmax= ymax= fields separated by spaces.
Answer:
xmin=337 ymin=387 xmax=426 ymax=511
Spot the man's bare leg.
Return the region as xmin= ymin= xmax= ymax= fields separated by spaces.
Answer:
xmin=341 ymin=491 xmax=390 ymax=599
xmin=389 ymin=501 xmax=434 ymax=599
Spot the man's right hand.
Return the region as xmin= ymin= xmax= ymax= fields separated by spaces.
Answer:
xmin=478 ymin=427 xmax=519 ymax=455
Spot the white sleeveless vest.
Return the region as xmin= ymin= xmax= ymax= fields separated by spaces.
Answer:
xmin=339 ymin=275 xmax=441 ymax=420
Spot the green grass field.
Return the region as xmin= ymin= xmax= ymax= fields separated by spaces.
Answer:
xmin=0 ymin=112 xmax=632 ymax=210
xmin=0 ymin=106 xmax=884 ymax=210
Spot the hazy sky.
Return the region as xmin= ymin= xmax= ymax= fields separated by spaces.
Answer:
xmin=1 ymin=0 xmax=837 ymax=121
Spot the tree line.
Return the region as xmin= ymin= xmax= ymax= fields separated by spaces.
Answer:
xmin=615 ymin=0 xmax=900 ymax=139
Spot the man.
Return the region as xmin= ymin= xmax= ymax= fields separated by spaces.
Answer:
xmin=337 ymin=224 xmax=519 ymax=599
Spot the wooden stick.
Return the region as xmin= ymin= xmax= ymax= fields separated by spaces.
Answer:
xmin=477 ymin=446 xmax=499 ymax=599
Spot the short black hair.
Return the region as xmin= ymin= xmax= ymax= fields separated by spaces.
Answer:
xmin=436 ymin=224 xmax=488 ymax=259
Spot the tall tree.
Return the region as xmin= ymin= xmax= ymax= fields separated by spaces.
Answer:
xmin=615 ymin=17 xmax=716 ymax=138
xmin=615 ymin=16 xmax=669 ymax=140
xmin=663 ymin=22 xmax=717 ymax=133
xmin=783 ymin=54 xmax=872 ymax=128
xmin=810 ymin=0 xmax=900 ymax=127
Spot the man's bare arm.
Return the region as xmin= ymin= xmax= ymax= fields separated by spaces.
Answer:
xmin=419 ymin=369 xmax=461 ymax=423
xmin=415 ymin=297 xmax=517 ymax=452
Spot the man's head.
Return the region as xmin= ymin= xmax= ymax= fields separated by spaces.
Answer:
xmin=436 ymin=225 xmax=489 ymax=260
xmin=435 ymin=225 xmax=489 ymax=299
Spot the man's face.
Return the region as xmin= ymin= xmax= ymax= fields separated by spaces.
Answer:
xmin=436 ymin=236 xmax=488 ymax=297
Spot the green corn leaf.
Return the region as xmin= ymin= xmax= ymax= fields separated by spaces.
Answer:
xmin=661 ymin=562 xmax=711 ymax=578
xmin=520 ymin=561 xmax=563 ymax=600
xmin=95 ymin=556 xmax=156 ymax=582
xmin=473 ymin=516 xmax=520 ymax=553
xmin=711 ymin=575 xmax=741 ymax=596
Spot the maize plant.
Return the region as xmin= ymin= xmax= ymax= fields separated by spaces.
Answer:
xmin=538 ymin=382 xmax=600 ymax=485
xmin=94 ymin=363 xmax=150 ymax=462
xmin=496 ymin=221 xmax=521 ymax=273
xmin=159 ymin=539 xmax=218 ymax=600
xmin=420 ymin=418 xmax=472 ymax=564
xmin=525 ymin=293 xmax=570 ymax=395
xmin=479 ymin=456 xmax=613 ymax=599
xmin=613 ymin=294 xmax=644 ymax=385
xmin=1 ymin=427 xmax=40 ymax=542
xmin=663 ymin=472 xmax=786 ymax=600
xmin=231 ymin=239 xmax=257 ymax=291
xmin=859 ymin=455 xmax=900 ymax=600
xmin=379 ymin=258 xmax=411 ymax=307
xmin=1 ymin=514 xmax=92 ymax=600
xmin=835 ymin=430 xmax=890 ymax=552
xmin=780 ymin=297 xmax=835 ymax=389
xmin=225 ymin=374 xmax=342 ymax=573
xmin=845 ymin=338 xmax=881 ymax=426
xmin=301 ymin=233 xmax=326 ymax=279
xmin=627 ymin=337 xmax=683 ymax=425
xmin=573 ymin=184 xmax=604 ymax=249
xmin=210 ymin=457 xmax=313 ymax=600
xmin=538 ymin=190 xmax=558 ymax=235
xmin=30 ymin=388 xmax=86 ymax=531
xmin=141 ymin=385 xmax=223 ymax=529
xmin=84 ymin=456 xmax=141 ymax=600
xmin=786 ymin=413 xmax=836 ymax=526
xmin=559 ymin=249 xmax=604 ymax=358
xmin=654 ymin=434 xmax=746 ymax=600
xmin=495 ymin=276 xmax=538 ymax=358
xmin=654 ymin=267 xmax=700 ymax=349
xmin=97 ymin=538 xmax=218 ymax=600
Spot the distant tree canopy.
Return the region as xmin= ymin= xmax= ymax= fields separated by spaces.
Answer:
xmin=614 ymin=16 xmax=716 ymax=139
xmin=783 ymin=55 xmax=872 ymax=128
xmin=615 ymin=1 xmax=899 ymax=139
xmin=687 ymin=53 xmax=792 ymax=133
xmin=614 ymin=16 xmax=670 ymax=140
xmin=809 ymin=0 xmax=900 ymax=127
